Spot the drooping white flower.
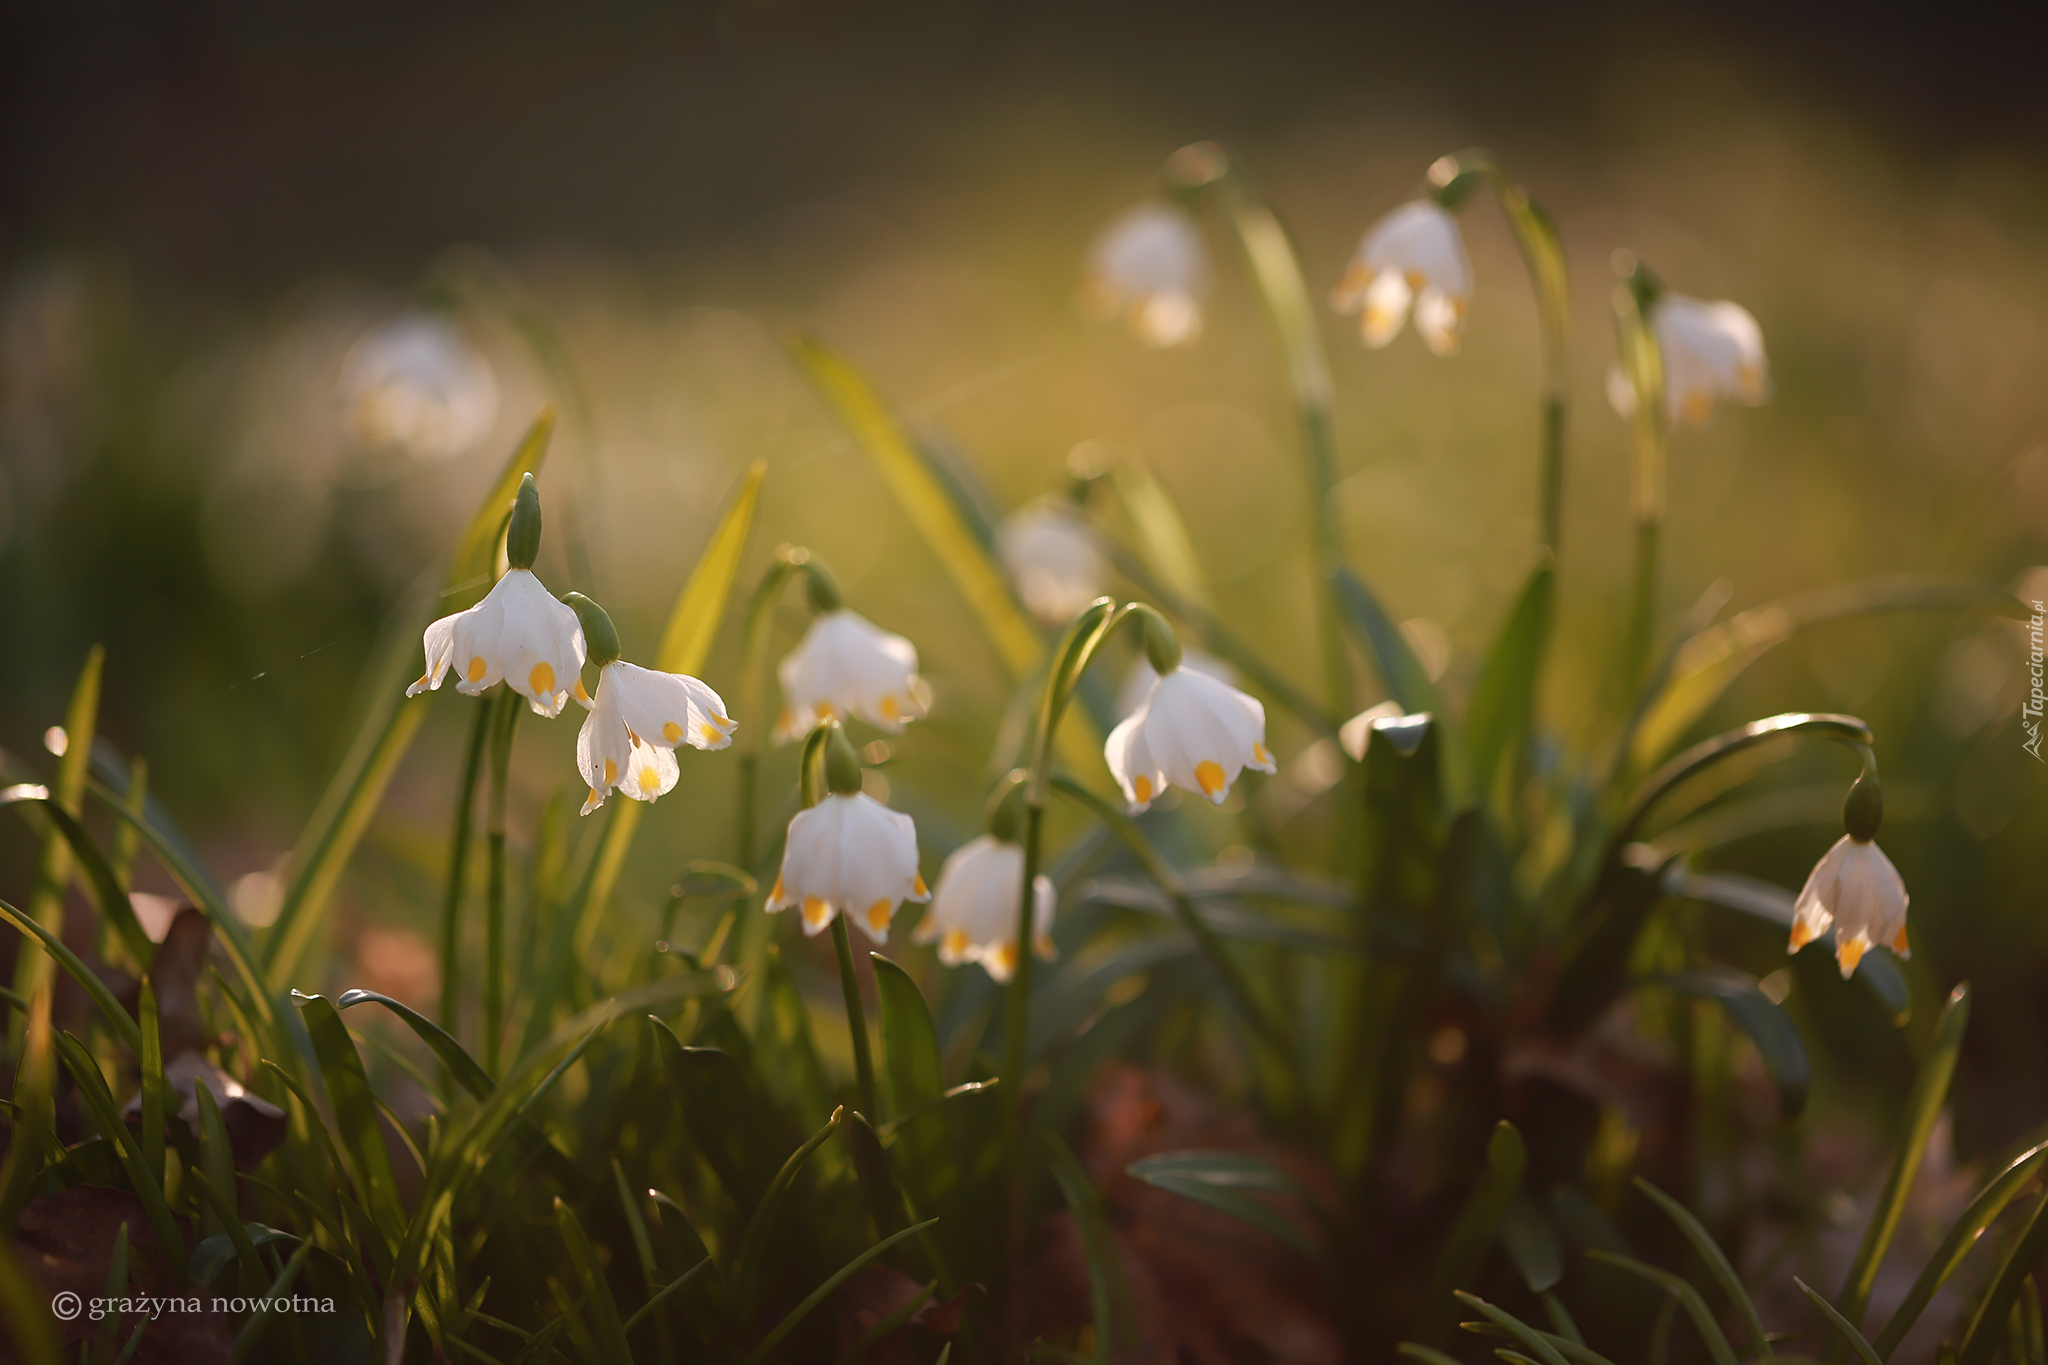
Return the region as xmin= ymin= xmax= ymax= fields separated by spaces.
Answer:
xmin=1788 ymin=834 xmax=1910 ymax=978
xmin=775 ymin=609 xmax=930 ymax=742
xmin=997 ymin=504 xmax=1106 ymax=627
xmin=1107 ymin=664 xmax=1276 ymax=811
xmin=409 ymin=568 xmax=586 ymax=718
xmin=914 ymin=835 xmax=1056 ymax=982
xmin=766 ymin=792 xmax=930 ymax=943
xmin=1332 ymin=201 xmax=1473 ymax=355
xmin=1116 ymin=646 xmax=1234 ymax=721
xmin=1608 ymin=294 xmax=1770 ymax=427
xmin=1083 ymin=202 xmax=1209 ymax=349
xmin=341 ymin=314 xmax=499 ymax=462
xmin=576 ymin=660 xmax=736 ymax=815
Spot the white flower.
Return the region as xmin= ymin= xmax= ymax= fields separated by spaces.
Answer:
xmin=766 ymin=792 xmax=930 ymax=943
xmin=341 ymin=314 xmax=499 ymax=462
xmin=914 ymin=835 xmax=1056 ymax=982
xmin=776 ymin=609 xmax=930 ymax=742
xmin=998 ymin=504 xmax=1106 ymax=627
xmin=1608 ymin=294 xmax=1770 ymax=427
xmin=409 ymin=568 xmax=586 ymax=718
xmin=1107 ymin=664 xmax=1276 ymax=811
xmin=1083 ymin=202 xmax=1209 ymax=348
xmin=576 ymin=660 xmax=736 ymax=814
xmin=1788 ymin=834 xmax=1910 ymax=978
xmin=1332 ymin=201 xmax=1473 ymax=355
xmin=1116 ymin=646 xmax=1234 ymax=721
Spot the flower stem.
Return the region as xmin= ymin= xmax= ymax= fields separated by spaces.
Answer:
xmin=830 ymin=915 xmax=878 ymax=1121
xmin=736 ymin=554 xmax=808 ymax=874
xmin=1628 ymin=516 xmax=1660 ymax=692
xmin=483 ymin=687 xmax=521 ymax=1075
xmin=999 ymin=799 xmax=1046 ymax=1278
xmin=437 ymin=701 xmax=492 ymax=1087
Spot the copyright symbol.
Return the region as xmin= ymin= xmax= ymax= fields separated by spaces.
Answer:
xmin=52 ymin=1291 xmax=82 ymax=1321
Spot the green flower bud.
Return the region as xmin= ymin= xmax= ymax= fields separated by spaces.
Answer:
xmin=505 ymin=473 xmax=543 ymax=571
xmin=1844 ymin=769 xmax=1884 ymax=843
xmin=825 ymin=722 xmax=864 ymax=796
xmin=804 ymin=559 xmax=843 ymax=615
xmin=562 ymin=592 xmax=621 ymax=668
xmin=1612 ymin=249 xmax=1663 ymax=312
xmin=1135 ymin=604 xmax=1182 ymax=675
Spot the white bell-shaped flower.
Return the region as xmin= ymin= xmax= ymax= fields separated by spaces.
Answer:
xmin=1332 ymin=201 xmax=1473 ymax=355
xmin=1107 ymin=664 xmax=1276 ymax=811
xmin=998 ymin=504 xmax=1106 ymax=627
xmin=767 ymin=792 xmax=930 ymax=943
xmin=1083 ymin=201 xmax=1209 ymax=349
xmin=1609 ymin=294 xmax=1770 ymax=427
xmin=1116 ymin=645 xmax=1234 ymax=721
xmin=776 ymin=609 xmax=929 ymax=742
xmin=1788 ymin=834 xmax=1910 ymax=978
xmin=914 ymin=835 xmax=1057 ymax=982
xmin=409 ymin=568 xmax=586 ymax=718
xmin=342 ymin=313 xmax=499 ymax=463
xmin=577 ymin=660 xmax=736 ymax=815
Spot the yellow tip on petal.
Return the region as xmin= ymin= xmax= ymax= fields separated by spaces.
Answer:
xmin=988 ymin=942 xmax=1018 ymax=980
xmin=626 ymin=726 xmax=640 ymax=747
xmin=1836 ymin=937 xmax=1867 ymax=978
xmin=912 ymin=872 xmax=928 ymax=898
xmin=815 ymin=701 xmax=834 ymax=720
xmin=770 ymin=874 xmax=784 ymax=903
xmin=574 ymin=678 xmax=591 ymax=704
xmin=700 ymin=723 xmax=724 ymax=746
xmin=467 ymin=656 xmax=487 ymax=682
xmin=802 ymin=896 xmax=832 ymax=929
xmin=1788 ymin=921 xmax=1815 ymax=950
xmin=880 ymin=695 xmax=901 ymax=720
xmin=1893 ymin=926 xmax=1910 ymax=955
xmin=1195 ymin=760 xmax=1226 ymax=797
xmin=529 ymin=662 xmax=555 ymax=696
xmin=1253 ymin=742 xmax=1271 ymax=765
xmin=638 ymin=767 xmax=662 ymax=794
xmin=866 ymin=899 xmax=892 ymax=934
xmin=1132 ymin=775 xmax=1153 ymax=804
xmin=663 ymin=721 xmax=683 ymax=743
xmin=603 ymin=759 xmax=617 ymax=786
xmin=942 ymin=928 xmax=970 ymax=957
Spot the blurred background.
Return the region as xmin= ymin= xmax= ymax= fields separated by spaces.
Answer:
xmin=3 ymin=0 xmax=2045 ymax=1154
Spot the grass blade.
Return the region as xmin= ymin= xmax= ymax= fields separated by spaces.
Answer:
xmin=1125 ymin=1149 xmax=1325 ymax=1268
xmin=1875 ymin=1141 xmax=2048 ymax=1356
xmin=649 ymin=1017 xmax=783 ymax=1213
xmin=620 ymin=1258 xmax=714 ymax=1335
xmin=1333 ymin=565 xmax=1441 ymax=717
xmin=554 ymin=1198 xmax=633 ymax=1363
xmin=9 ymin=646 xmax=101 ymax=1039
xmin=295 ymin=993 xmax=407 ymax=1244
xmin=740 ymin=1218 xmax=939 ymax=1365
xmin=730 ymin=1106 xmax=845 ymax=1314
xmin=0 ymin=990 xmax=56 ymax=1223
xmin=54 ymin=1031 xmax=186 ymax=1281
xmin=138 ymin=976 xmax=166 ymax=1180
xmin=1958 ymin=1190 xmax=2048 ymax=1365
xmin=1634 ymin=1178 xmax=1772 ymax=1359
xmin=1795 ymin=1276 xmax=1885 ymax=1365
xmin=871 ymin=953 xmax=943 ymax=1123
xmin=1588 ymin=1251 xmax=1739 ymax=1365
xmin=1109 ymin=459 xmax=1211 ymax=612
xmin=1047 ymin=1131 xmax=1124 ymax=1363
xmin=339 ymin=988 xmax=496 ymax=1098
xmin=1413 ymin=1122 xmax=1527 ymax=1343
xmin=1662 ymin=972 xmax=1809 ymax=1119
xmin=1836 ymin=984 xmax=1971 ymax=1342
xmin=264 ymin=410 xmax=555 ymax=981
xmin=1465 ymin=560 xmax=1553 ymax=803
xmin=0 ymin=784 xmax=153 ymax=972
xmin=0 ymin=895 xmax=143 ymax=1055
xmin=1451 ymin=1292 xmax=1570 ymax=1365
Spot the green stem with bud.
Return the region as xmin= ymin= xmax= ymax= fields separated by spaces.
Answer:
xmin=1613 ymin=254 xmax=1669 ymax=690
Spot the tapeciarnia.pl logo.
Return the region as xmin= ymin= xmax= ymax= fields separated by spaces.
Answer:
xmin=2025 ymin=598 xmax=2045 ymax=762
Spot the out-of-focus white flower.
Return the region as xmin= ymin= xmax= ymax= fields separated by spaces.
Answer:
xmin=915 ymin=834 xmax=1056 ymax=982
xmin=121 ymin=1051 xmax=284 ymax=1126
xmin=998 ymin=504 xmax=1106 ymax=627
xmin=576 ymin=661 xmax=736 ymax=815
xmin=409 ymin=568 xmax=586 ymax=717
xmin=1608 ymin=295 xmax=1770 ymax=427
xmin=341 ymin=314 xmax=498 ymax=462
xmin=1788 ymin=834 xmax=1910 ymax=978
xmin=776 ymin=610 xmax=929 ymax=742
xmin=1117 ymin=646 xmax=1233 ymax=721
xmin=766 ymin=792 xmax=930 ymax=943
xmin=1107 ymin=665 xmax=1276 ymax=811
xmin=1338 ymin=700 xmax=1407 ymax=762
xmin=1332 ymin=201 xmax=1473 ymax=355
xmin=1083 ymin=202 xmax=1209 ymax=349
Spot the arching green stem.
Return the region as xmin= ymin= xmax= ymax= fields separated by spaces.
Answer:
xmin=1165 ymin=143 xmax=1349 ymax=714
xmin=1611 ymin=712 xmax=1875 ymax=853
xmin=797 ymin=720 xmax=879 ymax=1122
